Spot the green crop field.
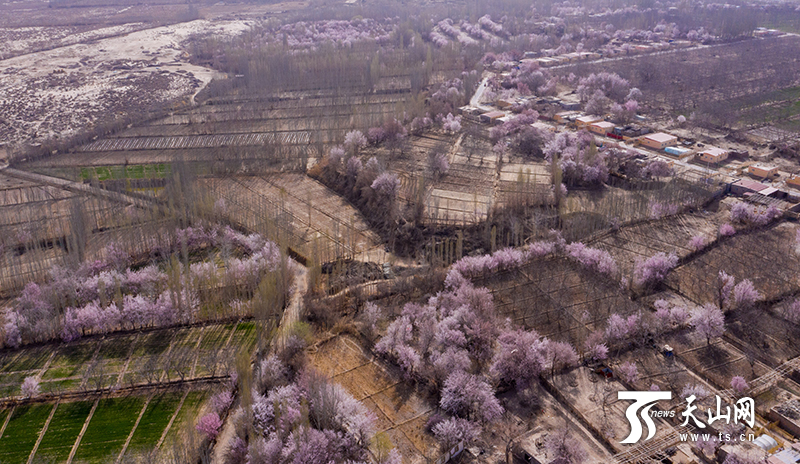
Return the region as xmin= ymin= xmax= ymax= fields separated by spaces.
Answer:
xmin=125 ymin=392 xmax=182 ymax=454
xmin=0 ymin=403 xmax=53 ymax=463
xmin=170 ymin=328 xmax=195 ymax=348
xmin=0 ymin=372 xmax=26 ymax=387
xmin=199 ymin=325 xmax=232 ymax=350
xmin=98 ymin=335 xmax=136 ymax=361
xmin=163 ymin=391 xmax=207 ymax=445
xmin=4 ymin=346 xmax=50 ymax=373
xmin=36 ymin=400 xmax=93 ymax=462
xmin=72 ymin=396 xmax=144 ymax=464
xmin=79 ymin=164 xmax=171 ymax=182
xmin=49 ymin=341 xmax=97 ymax=368
xmin=231 ymin=321 xmax=258 ymax=349
xmin=0 ymin=323 xmax=240 ymax=462
xmin=132 ymin=332 xmax=173 ymax=357
xmin=41 ymin=378 xmax=82 ymax=395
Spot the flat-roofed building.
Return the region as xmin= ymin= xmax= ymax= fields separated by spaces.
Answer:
xmin=770 ymin=400 xmax=800 ymax=438
xmin=731 ymin=179 xmax=770 ymax=196
xmin=588 ymin=121 xmax=615 ymax=135
xmin=641 ymin=132 xmax=678 ymax=150
xmin=480 ymin=110 xmax=506 ymax=124
xmin=749 ymin=163 xmax=780 ymax=178
xmin=554 ymin=111 xmax=580 ymax=124
xmin=575 ymin=115 xmax=603 ymax=128
xmin=697 ymin=146 xmax=729 ymax=164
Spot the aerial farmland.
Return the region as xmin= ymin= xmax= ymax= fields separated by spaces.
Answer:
xmin=2 ymin=0 xmax=800 ymax=463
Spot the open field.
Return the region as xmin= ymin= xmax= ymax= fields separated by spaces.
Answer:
xmin=0 ymin=319 xmax=244 ymax=462
xmin=0 ymin=18 xmax=254 ymax=146
xmin=0 ymin=320 xmax=256 ymax=397
xmin=73 ymin=396 xmax=146 ymax=463
xmin=592 ymin=210 xmax=727 ymax=277
xmin=0 ymin=389 xmax=208 ymax=464
xmin=476 ymin=257 xmax=638 ymax=342
xmin=200 ymin=174 xmax=382 ymax=262
xmin=309 ymin=334 xmax=436 ymax=464
xmin=22 ymin=88 xmax=411 ymax=174
xmin=669 ymin=221 xmax=800 ymax=303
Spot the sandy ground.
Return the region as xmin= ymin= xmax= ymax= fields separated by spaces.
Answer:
xmin=0 ymin=19 xmax=252 ymax=145
xmin=0 ymin=23 xmax=147 ymax=58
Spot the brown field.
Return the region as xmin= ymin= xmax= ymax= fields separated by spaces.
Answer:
xmin=476 ymin=257 xmax=638 ymax=342
xmin=592 ymin=211 xmax=726 ymax=277
xmin=668 ymin=221 xmax=800 ymax=303
xmin=0 ymin=171 xmax=174 ymax=294
xmin=199 ymin=174 xmax=381 ymax=263
xmin=23 ymin=88 xmax=410 ymax=175
xmin=390 ymin=133 xmax=498 ymax=226
xmin=309 ymin=334 xmax=436 ymax=464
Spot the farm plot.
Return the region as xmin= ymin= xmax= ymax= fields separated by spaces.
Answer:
xmin=382 ymin=133 xmax=498 ymax=226
xmin=200 ymin=174 xmax=381 ymax=262
xmin=309 ymin=335 xmax=437 ymax=463
xmin=0 ymin=403 xmax=53 ymax=463
xmin=425 ymin=147 xmax=496 ymax=225
xmin=507 ymin=383 xmax=614 ymax=464
xmin=389 ymin=134 xmax=457 ymax=202
xmin=414 ymin=139 xmax=497 ymax=227
xmin=79 ymin=164 xmax=171 ymax=182
xmin=35 ymin=400 xmax=94 ymax=462
xmin=125 ymin=392 xmax=183 ymax=455
xmin=477 ymin=257 xmax=639 ymax=342
xmin=496 ymin=159 xmax=552 ymax=206
xmin=591 ymin=212 xmax=725 ymax=278
xmin=668 ymin=221 xmax=800 ymax=304
xmin=0 ymin=346 xmax=52 ymax=396
xmin=122 ymin=105 xmax=402 ymax=137
xmin=72 ymin=396 xmax=145 ymax=463
xmin=40 ymin=340 xmax=98 ymax=392
xmin=724 ymin=306 xmax=800 ymax=368
xmin=26 ymin=143 xmax=314 ymax=171
xmin=161 ymin=390 xmax=210 ymax=446
xmin=663 ymin=329 xmax=771 ymax=392
xmin=199 ymin=88 xmax=409 ymax=113
xmin=0 ymin=172 xmax=159 ymax=294
xmin=0 ymin=322 xmax=253 ymax=399
xmin=0 ymin=388 xmax=214 ymax=463
xmin=81 ymin=132 xmax=311 ymax=152
xmin=615 ymin=345 xmax=709 ymax=397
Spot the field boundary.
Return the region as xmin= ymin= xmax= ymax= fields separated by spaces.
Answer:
xmin=156 ymin=389 xmax=189 ymax=449
xmin=66 ymin=397 xmax=99 ymax=464
xmin=27 ymin=400 xmax=59 ymax=464
xmin=0 ymin=376 xmax=228 ymax=409
xmin=116 ymin=392 xmax=154 ymax=463
xmin=0 ymin=405 xmax=13 ymax=440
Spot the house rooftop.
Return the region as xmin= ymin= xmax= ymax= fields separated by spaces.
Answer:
xmin=576 ymin=115 xmax=602 ymax=123
xmin=591 ymin=121 xmax=615 ymax=129
xmin=701 ymin=146 xmax=728 ymax=156
xmin=644 ymin=132 xmax=677 ymax=143
xmin=734 ymin=179 xmax=770 ymax=192
xmin=769 ymin=442 xmax=800 ymax=464
xmin=751 ymin=163 xmax=778 ymax=170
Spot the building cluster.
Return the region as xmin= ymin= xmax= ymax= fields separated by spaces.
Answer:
xmin=516 ymin=39 xmax=693 ymax=69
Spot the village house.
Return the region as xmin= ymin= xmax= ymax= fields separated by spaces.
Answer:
xmin=640 ymin=132 xmax=678 ymax=150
